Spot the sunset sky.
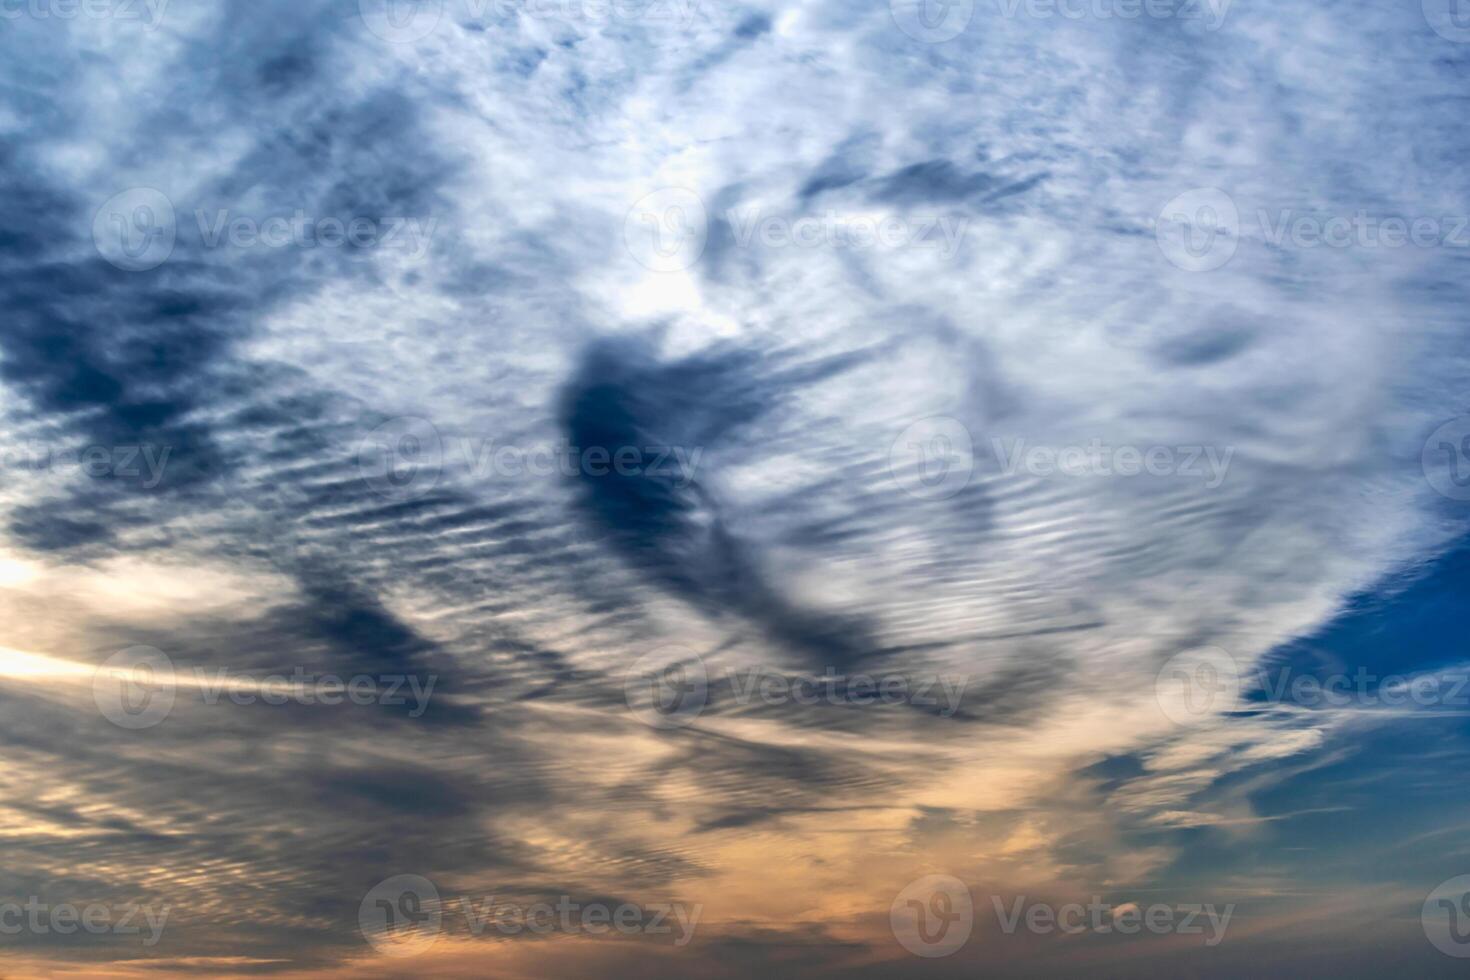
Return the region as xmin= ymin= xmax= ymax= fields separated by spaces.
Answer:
xmin=2 ymin=0 xmax=1470 ymax=976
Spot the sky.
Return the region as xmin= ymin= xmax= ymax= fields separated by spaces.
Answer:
xmin=1 ymin=0 xmax=1470 ymax=976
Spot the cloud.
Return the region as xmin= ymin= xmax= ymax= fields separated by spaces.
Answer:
xmin=0 ymin=0 xmax=1467 ymax=975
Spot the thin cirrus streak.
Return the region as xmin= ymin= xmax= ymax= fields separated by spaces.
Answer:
xmin=0 ymin=0 xmax=1467 ymax=977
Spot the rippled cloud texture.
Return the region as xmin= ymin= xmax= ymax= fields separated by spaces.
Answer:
xmin=1 ymin=0 xmax=1469 ymax=976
